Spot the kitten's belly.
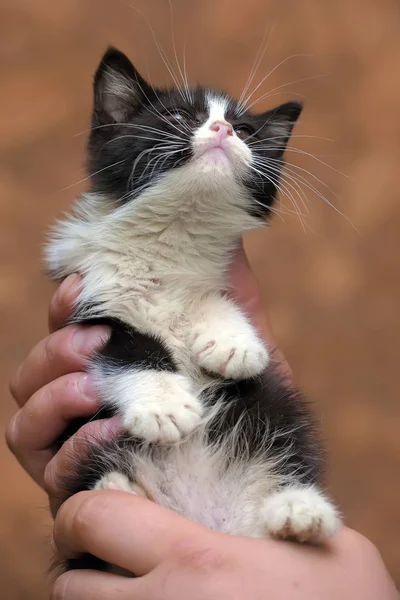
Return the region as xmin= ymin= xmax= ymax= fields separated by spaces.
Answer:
xmin=125 ymin=432 xmax=281 ymax=537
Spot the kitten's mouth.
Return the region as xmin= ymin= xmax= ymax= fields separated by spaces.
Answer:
xmin=195 ymin=144 xmax=229 ymax=161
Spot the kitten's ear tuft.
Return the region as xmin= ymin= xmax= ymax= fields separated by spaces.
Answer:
xmin=93 ymin=47 xmax=152 ymax=123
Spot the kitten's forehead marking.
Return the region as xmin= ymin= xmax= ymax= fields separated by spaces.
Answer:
xmin=207 ymin=95 xmax=229 ymax=123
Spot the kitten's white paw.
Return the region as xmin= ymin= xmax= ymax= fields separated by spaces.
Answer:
xmin=191 ymin=327 xmax=269 ymax=379
xmin=122 ymin=373 xmax=203 ymax=444
xmin=261 ymin=487 xmax=340 ymax=543
xmin=94 ymin=472 xmax=147 ymax=497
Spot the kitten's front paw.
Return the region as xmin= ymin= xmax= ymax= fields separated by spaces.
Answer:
xmin=122 ymin=373 xmax=203 ymax=444
xmin=191 ymin=328 xmax=269 ymax=380
xmin=261 ymin=487 xmax=340 ymax=544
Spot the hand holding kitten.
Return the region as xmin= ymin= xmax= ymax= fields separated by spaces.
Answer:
xmin=51 ymin=490 xmax=399 ymax=600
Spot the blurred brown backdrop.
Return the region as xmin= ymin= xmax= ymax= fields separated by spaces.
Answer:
xmin=1 ymin=0 xmax=400 ymax=597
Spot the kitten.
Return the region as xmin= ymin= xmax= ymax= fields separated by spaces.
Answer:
xmin=46 ymin=47 xmax=340 ymax=571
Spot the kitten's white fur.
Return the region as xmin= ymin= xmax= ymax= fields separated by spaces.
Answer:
xmin=46 ymin=96 xmax=339 ymax=541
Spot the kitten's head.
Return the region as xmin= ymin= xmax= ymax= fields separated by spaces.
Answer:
xmin=88 ymin=47 xmax=302 ymax=217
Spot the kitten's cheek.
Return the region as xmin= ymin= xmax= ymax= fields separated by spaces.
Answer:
xmin=44 ymin=417 xmax=122 ymax=515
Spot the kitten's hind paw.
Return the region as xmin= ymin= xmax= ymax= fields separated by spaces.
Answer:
xmin=261 ymin=486 xmax=340 ymax=544
xmin=94 ymin=472 xmax=147 ymax=497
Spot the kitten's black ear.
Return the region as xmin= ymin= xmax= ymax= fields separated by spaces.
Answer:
xmin=93 ymin=47 xmax=153 ymax=123
xmin=261 ymin=101 xmax=303 ymax=146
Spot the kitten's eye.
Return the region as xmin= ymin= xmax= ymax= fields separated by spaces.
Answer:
xmin=235 ymin=125 xmax=254 ymax=140
xmin=166 ymin=109 xmax=198 ymax=125
xmin=171 ymin=111 xmax=186 ymax=121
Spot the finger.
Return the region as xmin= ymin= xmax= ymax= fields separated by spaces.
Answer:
xmin=49 ymin=274 xmax=82 ymax=333
xmin=10 ymin=324 xmax=110 ymax=407
xmin=53 ymin=490 xmax=211 ymax=575
xmin=44 ymin=418 xmax=121 ymax=514
xmin=228 ymin=243 xmax=293 ymax=380
xmin=228 ymin=242 xmax=272 ymax=336
xmin=51 ymin=569 xmax=139 ymax=600
xmin=6 ymin=373 xmax=99 ymax=487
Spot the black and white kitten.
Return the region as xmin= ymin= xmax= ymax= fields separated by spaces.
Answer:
xmin=46 ymin=47 xmax=340 ymax=570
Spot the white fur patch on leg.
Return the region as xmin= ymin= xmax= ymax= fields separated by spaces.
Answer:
xmin=95 ymin=368 xmax=203 ymax=443
xmin=261 ymin=486 xmax=340 ymax=543
xmin=94 ymin=471 xmax=147 ymax=497
xmin=189 ymin=295 xmax=269 ymax=379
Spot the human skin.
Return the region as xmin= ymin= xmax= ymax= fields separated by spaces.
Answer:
xmin=7 ymin=245 xmax=399 ymax=599
xmin=50 ymin=490 xmax=398 ymax=600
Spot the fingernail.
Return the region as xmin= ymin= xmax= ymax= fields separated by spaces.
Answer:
xmin=73 ymin=325 xmax=111 ymax=355
xmin=56 ymin=274 xmax=81 ymax=303
xmin=77 ymin=374 xmax=98 ymax=398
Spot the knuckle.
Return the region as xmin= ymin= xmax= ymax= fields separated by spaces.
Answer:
xmin=44 ymin=328 xmax=77 ymax=367
xmin=67 ymin=493 xmax=112 ymax=541
xmin=173 ymin=540 xmax=224 ymax=573
xmin=49 ymin=373 xmax=80 ymax=404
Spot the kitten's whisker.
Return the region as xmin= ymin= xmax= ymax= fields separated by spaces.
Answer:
xmin=245 ymin=72 xmax=330 ymax=112
xmin=62 ymin=159 xmax=127 ymax=191
xmin=255 ymin=157 xmax=356 ymax=228
xmin=139 ymin=146 xmax=189 ymax=181
xmin=250 ymin=163 xmax=310 ymax=229
xmin=127 ymin=2 xmax=186 ymax=102
xmin=239 ymin=53 xmax=315 ymax=112
xmin=167 ymin=0 xmax=192 ymax=103
xmin=130 ymin=73 xmax=190 ymax=138
xmin=128 ymin=145 xmax=164 ymax=188
xmin=128 ymin=142 xmax=186 ymax=182
xmin=149 ymin=147 xmax=189 ymax=179
xmin=102 ymin=135 xmax=185 ymax=150
xmin=252 ymin=159 xmax=310 ymax=214
xmin=238 ymin=24 xmax=273 ymax=110
xmin=182 ymin=38 xmax=192 ymax=103
xmin=259 ymin=153 xmax=343 ymax=207
xmin=83 ymin=123 xmax=185 ymax=142
xmin=248 ymin=134 xmax=335 ymax=145
xmin=255 ymin=145 xmax=351 ymax=180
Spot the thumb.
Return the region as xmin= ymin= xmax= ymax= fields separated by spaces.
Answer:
xmin=54 ymin=489 xmax=211 ymax=576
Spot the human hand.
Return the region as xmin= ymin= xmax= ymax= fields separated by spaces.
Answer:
xmin=51 ymin=490 xmax=399 ymax=599
xmin=7 ymin=242 xmax=289 ymax=512
xmin=6 ymin=274 xmax=118 ymax=513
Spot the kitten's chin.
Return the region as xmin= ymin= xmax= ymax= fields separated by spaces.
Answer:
xmin=194 ymin=148 xmax=232 ymax=174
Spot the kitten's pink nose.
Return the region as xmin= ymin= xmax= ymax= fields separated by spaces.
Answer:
xmin=209 ymin=120 xmax=233 ymax=137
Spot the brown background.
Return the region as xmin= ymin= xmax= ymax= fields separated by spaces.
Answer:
xmin=1 ymin=0 xmax=400 ymax=597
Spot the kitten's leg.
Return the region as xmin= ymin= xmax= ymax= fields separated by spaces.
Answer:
xmin=215 ymin=374 xmax=341 ymax=543
xmin=260 ymin=485 xmax=340 ymax=543
xmin=91 ymin=319 xmax=203 ymax=443
xmin=188 ymin=294 xmax=269 ymax=379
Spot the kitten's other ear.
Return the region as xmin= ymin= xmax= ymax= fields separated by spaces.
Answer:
xmin=93 ymin=47 xmax=153 ymax=123
xmin=261 ymin=101 xmax=303 ymax=146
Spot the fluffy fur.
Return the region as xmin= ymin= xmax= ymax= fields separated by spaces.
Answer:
xmin=45 ymin=47 xmax=340 ymax=573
